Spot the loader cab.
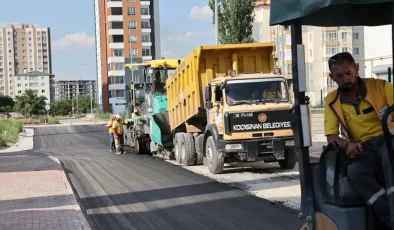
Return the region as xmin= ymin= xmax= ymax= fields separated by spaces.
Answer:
xmin=269 ymin=1 xmax=394 ymax=230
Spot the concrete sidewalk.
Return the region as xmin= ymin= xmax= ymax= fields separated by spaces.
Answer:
xmin=0 ymin=129 xmax=91 ymax=230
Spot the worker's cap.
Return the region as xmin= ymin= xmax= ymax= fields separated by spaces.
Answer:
xmin=133 ymin=109 xmax=137 ymax=113
xmin=115 ymin=114 xmax=122 ymax=119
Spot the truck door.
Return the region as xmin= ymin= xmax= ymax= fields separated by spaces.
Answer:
xmin=208 ymin=85 xmax=224 ymax=134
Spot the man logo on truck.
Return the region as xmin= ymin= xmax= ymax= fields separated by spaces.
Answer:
xmin=258 ymin=113 xmax=267 ymax=123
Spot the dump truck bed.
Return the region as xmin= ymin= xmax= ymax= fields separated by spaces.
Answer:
xmin=166 ymin=42 xmax=275 ymax=131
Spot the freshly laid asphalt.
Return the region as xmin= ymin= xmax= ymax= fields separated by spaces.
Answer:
xmin=29 ymin=124 xmax=304 ymax=230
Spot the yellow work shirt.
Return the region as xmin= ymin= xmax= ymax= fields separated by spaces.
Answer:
xmin=112 ymin=120 xmax=124 ymax=135
xmin=341 ymin=100 xmax=383 ymax=142
xmin=107 ymin=120 xmax=113 ymax=133
xmin=324 ymin=77 xmax=394 ymax=142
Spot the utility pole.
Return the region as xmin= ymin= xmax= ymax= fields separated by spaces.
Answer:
xmin=215 ymin=0 xmax=219 ymax=45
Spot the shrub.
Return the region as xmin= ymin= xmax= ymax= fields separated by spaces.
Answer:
xmin=0 ymin=119 xmax=23 ymax=147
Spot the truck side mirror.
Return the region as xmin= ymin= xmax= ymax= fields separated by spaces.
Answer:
xmin=205 ymin=85 xmax=213 ymax=109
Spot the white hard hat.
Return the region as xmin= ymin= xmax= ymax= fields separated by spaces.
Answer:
xmin=133 ymin=109 xmax=137 ymax=113
xmin=115 ymin=114 xmax=121 ymax=119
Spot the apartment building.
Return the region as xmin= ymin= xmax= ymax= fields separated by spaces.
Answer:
xmin=94 ymin=0 xmax=161 ymax=113
xmin=55 ymin=80 xmax=97 ymax=102
xmin=254 ymin=2 xmax=368 ymax=105
xmin=0 ymin=24 xmax=52 ymax=97
xmin=14 ymin=71 xmax=55 ymax=103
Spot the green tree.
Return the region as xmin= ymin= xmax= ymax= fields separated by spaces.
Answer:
xmin=0 ymin=94 xmax=15 ymax=112
xmin=208 ymin=0 xmax=256 ymax=44
xmin=14 ymin=89 xmax=47 ymax=118
xmin=73 ymin=95 xmax=95 ymax=113
xmin=50 ymin=100 xmax=72 ymax=116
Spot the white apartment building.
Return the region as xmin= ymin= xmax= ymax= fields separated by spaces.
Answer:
xmin=0 ymin=24 xmax=52 ymax=98
xmin=14 ymin=71 xmax=55 ymax=103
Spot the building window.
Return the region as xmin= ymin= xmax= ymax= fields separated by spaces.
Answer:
xmin=323 ymin=30 xmax=337 ymax=41
xmin=128 ymin=0 xmax=136 ymax=2
xmin=141 ymin=21 xmax=150 ymax=29
xmin=130 ymin=48 xmax=138 ymax=57
xmin=342 ymin=32 xmax=348 ymax=39
xmin=114 ymin=76 xmax=124 ymax=84
xmin=128 ymin=21 xmax=137 ymax=29
xmin=353 ymin=47 xmax=360 ymax=55
xmin=141 ymin=8 xmax=149 ymax=15
xmin=325 ymin=45 xmax=338 ymax=56
xmin=115 ymin=90 xmax=124 ymax=97
xmin=113 ymin=49 xmax=124 ymax=57
xmin=142 ymin=35 xmax=150 ymax=42
xmin=353 ymin=32 xmax=359 ymax=39
xmin=114 ymin=63 xmax=124 ymax=70
xmin=127 ymin=7 xmax=136 ymax=15
xmin=142 ymin=48 xmax=150 ymax=56
xmin=129 ymin=35 xmax=137 ymax=43
xmin=327 ymin=77 xmax=337 ymax=88
xmin=342 ymin=47 xmax=348 ymax=52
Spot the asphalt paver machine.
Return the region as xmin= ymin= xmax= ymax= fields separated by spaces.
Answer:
xmin=270 ymin=1 xmax=394 ymax=229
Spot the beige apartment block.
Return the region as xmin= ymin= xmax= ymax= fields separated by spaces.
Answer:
xmin=0 ymin=24 xmax=52 ymax=98
xmin=253 ymin=2 xmax=367 ymax=105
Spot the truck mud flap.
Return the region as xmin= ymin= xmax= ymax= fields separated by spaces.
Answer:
xmin=151 ymin=112 xmax=173 ymax=148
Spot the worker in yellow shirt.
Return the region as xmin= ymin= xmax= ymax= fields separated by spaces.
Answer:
xmin=324 ymin=52 xmax=394 ymax=228
xmin=112 ymin=114 xmax=125 ymax=155
xmin=107 ymin=114 xmax=115 ymax=153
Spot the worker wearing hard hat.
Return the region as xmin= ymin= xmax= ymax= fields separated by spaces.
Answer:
xmin=107 ymin=114 xmax=116 ymax=153
xmin=112 ymin=114 xmax=124 ymax=155
xmin=132 ymin=108 xmax=143 ymax=126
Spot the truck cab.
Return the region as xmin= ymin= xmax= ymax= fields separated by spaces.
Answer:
xmin=203 ymin=72 xmax=296 ymax=172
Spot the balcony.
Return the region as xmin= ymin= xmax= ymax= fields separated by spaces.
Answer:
xmin=141 ymin=15 xmax=151 ymax=20
xmin=142 ymin=56 xmax=152 ymax=61
xmin=108 ymin=56 xmax=125 ymax=63
xmin=141 ymin=1 xmax=150 ymax=6
xmin=107 ymin=15 xmax=123 ymax=22
xmin=108 ymin=83 xmax=126 ymax=91
xmin=107 ymin=1 xmax=122 ymax=8
xmin=108 ymin=29 xmax=123 ymax=35
xmin=109 ymin=42 xmax=124 ymax=49
xmin=141 ymin=28 xmax=151 ymax=33
xmin=108 ymin=70 xmax=125 ymax=76
xmin=142 ymin=42 xmax=152 ymax=47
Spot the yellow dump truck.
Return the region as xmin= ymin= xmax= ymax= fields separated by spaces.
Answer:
xmin=165 ymin=42 xmax=296 ymax=174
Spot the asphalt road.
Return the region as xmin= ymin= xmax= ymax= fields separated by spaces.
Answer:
xmin=31 ymin=124 xmax=303 ymax=230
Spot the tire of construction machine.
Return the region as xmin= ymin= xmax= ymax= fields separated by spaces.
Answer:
xmin=279 ymin=148 xmax=297 ymax=169
xmin=174 ymin=133 xmax=184 ymax=164
xmin=181 ymin=133 xmax=196 ymax=166
xmin=204 ymin=136 xmax=224 ymax=174
xmin=135 ymin=137 xmax=141 ymax=154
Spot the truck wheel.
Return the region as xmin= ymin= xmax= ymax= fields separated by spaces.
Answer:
xmin=196 ymin=151 xmax=203 ymax=165
xmin=174 ymin=133 xmax=184 ymax=164
xmin=182 ymin=133 xmax=196 ymax=166
xmin=205 ymin=136 xmax=224 ymax=174
xmin=279 ymin=149 xmax=297 ymax=169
